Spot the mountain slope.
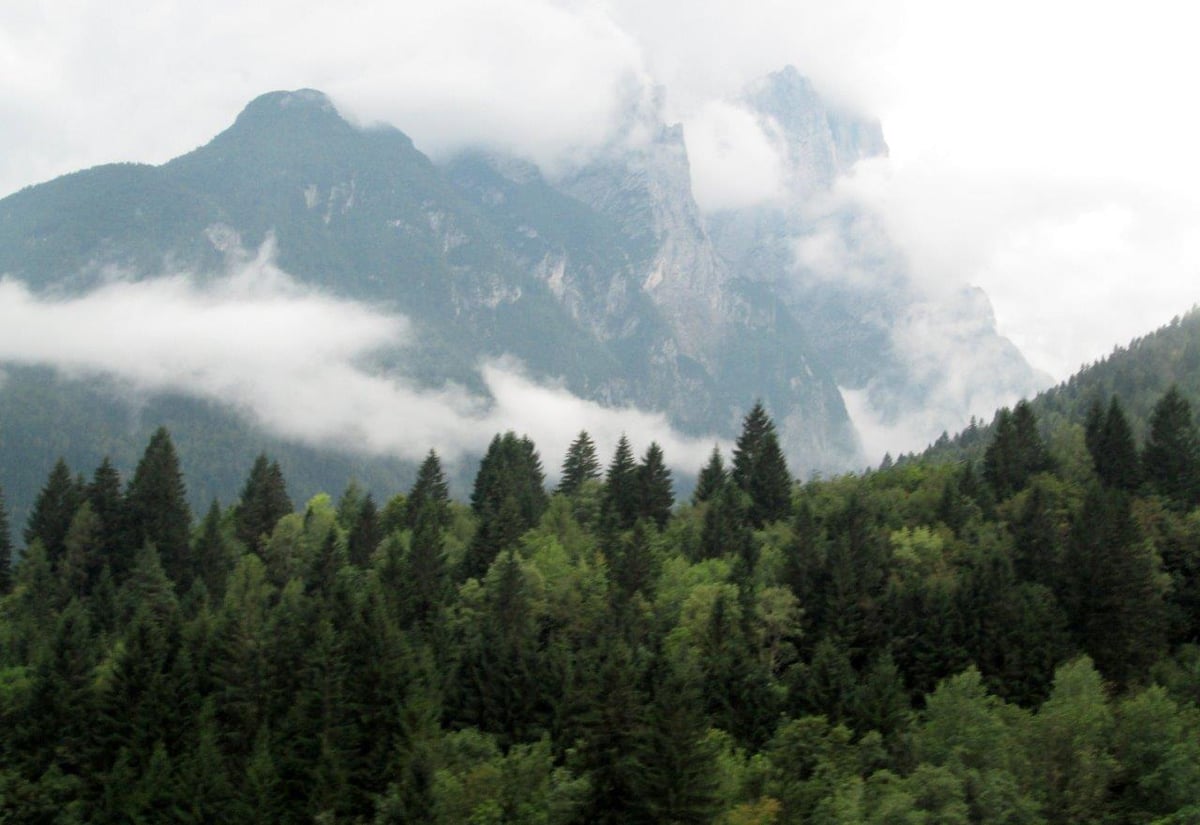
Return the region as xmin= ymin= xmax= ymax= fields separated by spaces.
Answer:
xmin=0 ymin=85 xmax=867 ymax=527
xmin=916 ymin=306 xmax=1200 ymax=466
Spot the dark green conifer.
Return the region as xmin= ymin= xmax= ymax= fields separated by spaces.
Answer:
xmin=193 ymin=500 xmax=232 ymax=598
xmin=731 ymin=401 xmax=792 ymax=527
xmin=125 ymin=427 xmax=192 ymax=587
xmin=1089 ymin=396 xmax=1141 ymax=490
xmin=402 ymin=498 xmax=449 ymax=627
xmin=1066 ymin=486 xmax=1167 ymax=686
xmin=0 ymin=485 xmax=12 ymax=594
xmin=983 ymin=401 xmax=1052 ymax=499
xmin=557 ymin=430 xmax=601 ymax=496
xmin=25 ymin=457 xmax=84 ymax=566
xmin=601 ymin=435 xmax=639 ymax=531
xmin=461 ymin=433 xmax=547 ymax=579
xmin=636 ymin=441 xmax=674 ymax=529
xmin=692 ymin=445 xmax=727 ymax=505
xmin=346 ymin=493 xmax=380 ymax=567
xmin=1143 ymin=385 xmax=1200 ymax=507
xmin=235 ymin=454 xmax=293 ymax=553
xmin=87 ymin=457 xmax=128 ymax=576
xmin=406 ymin=449 xmax=450 ymax=531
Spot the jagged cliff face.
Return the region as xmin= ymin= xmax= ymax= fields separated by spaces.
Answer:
xmin=0 ymin=84 xmax=865 ymax=482
xmin=0 ymin=67 xmax=1048 ymax=491
xmin=705 ymin=67 xmax=1046 ymax=452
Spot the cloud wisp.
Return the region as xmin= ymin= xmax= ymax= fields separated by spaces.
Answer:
xmin=0 ymin=251 xmax=722 ymax=476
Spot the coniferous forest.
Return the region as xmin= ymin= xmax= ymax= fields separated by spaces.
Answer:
xmin=3 ymin=386 xmax=1200 ymax=824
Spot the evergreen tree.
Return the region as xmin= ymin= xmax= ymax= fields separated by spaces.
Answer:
xmin=636 ymin=441 xmax=674 ymax=529
xmin=126 ymin=427 xmax=193 ymax=587
xmin=601 ymin=435 xmax=639 ymax=532
xmin=453 ymin=550 xmax=546 ymax=749
xmin=406 ymin=449 xmax=450 ymax=531
xmin=983 ymin=401 xmax=1052 ymax=499
xmin=1088 ymin=396 xmax=1141 ymax=490
xmin=731 ymin=401 xmax=792 ymax=527
xmin=557 ymin=431 xmax=601 ymax=497
xmin=641 ymin=653 xmax=721 ymax=824
xmin=346 ymin=493 xmax=380 ymax=567
xmin=461 ymin=433 xmax=547 ymax=580
xmin=25 ymin=457 xmax=84 ymax=566
xmin=0 ymin=485 xmax=12 ymax=594
xmin=87 ymin=457 xmax=128 ymax=578
xmin=193 ymin=500 xmax=232 ymax=598
xmin=1065 ymin=486 xmax=1167 ymax=686
xmin=234 ymin=454 xmax=293 ymax=553
xmin=1143 ymin=385 xmax=1200 ymax=507
xmin=692 ymin=445 xmax=727 ymax=505
xmin=402 ymin=498 xmax=449 ymax=628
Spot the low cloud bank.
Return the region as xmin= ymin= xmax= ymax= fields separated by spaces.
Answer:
xmin=0 ymin=255 xmax=722 ymax=477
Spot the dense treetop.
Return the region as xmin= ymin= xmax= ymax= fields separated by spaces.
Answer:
xmin=2 ymin=391 xmax=1200 ymax=823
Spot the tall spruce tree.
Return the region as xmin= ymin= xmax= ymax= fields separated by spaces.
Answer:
xmin=193 ymin=501 xmax=232 ymax=598
xmin=126 ymin=427 xmax=192 ymax=588
xmin=692 ymin=445 xmax=727 ymax=505
xmin=406 ymin=450 xmax=450 ymax=531
xmin=87 ymin=457 xmax=129 ymax=579
xmin=346 ymin=494 xmax=380 ymax=568
xmin=1065 ymin=486 xmax=1167 ymax=686
xmin=601 ymin=435 xmax=639 ymax=532
xmin=1143 ymin=385 xmax=1200 ymax=507
xmin=983 ymin=401 xmax=1052 ymax=499
xmin=235 ymin=455 xmax=293 ymax=553
xmin=1087 ymin=397 xmax=1141 ymax=491
xmin=461 ymin=433 xmax=547 ymax=580
xmin=557 ymin=431 xmax=602 ymax=497
xmin=0 ymin=485 xmax=11 ymax=594
xmin=731 ymin=401 xmax=792 ymax=527
xmin=25 ymin=457 xmax=84 ymax=566
xmin=636 ymin=441 xmax=674 ymax=529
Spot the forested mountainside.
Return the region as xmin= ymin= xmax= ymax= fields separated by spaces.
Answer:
xmin=913 ymin=306 xmax=1200 ymax=468
xmin=2 ymin=383 xmax=1199 ymax=822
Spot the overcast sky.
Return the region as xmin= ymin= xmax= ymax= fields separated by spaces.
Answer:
xmin=2 ymin=0 xmax=1199 ymax=382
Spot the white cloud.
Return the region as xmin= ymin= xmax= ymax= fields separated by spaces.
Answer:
xmin=683 ymin=101 xmax=785 ymax=211
xmin=3 ymin=0 xmax=1200 ymax=414
xmin=0 ymin=249 xmax=721 ymax=475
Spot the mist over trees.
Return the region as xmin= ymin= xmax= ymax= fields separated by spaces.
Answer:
xmin=2 ymin=387 xmax=1200 ymax=823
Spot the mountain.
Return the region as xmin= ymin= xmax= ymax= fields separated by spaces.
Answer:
xmin=0 ymin=73 xmax=1041 ymax=529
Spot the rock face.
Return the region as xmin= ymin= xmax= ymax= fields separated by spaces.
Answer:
xmin=0 ymin=71 xmax=1046 ymax=523
xmin=706 ymin=67 xmax=1046 ymax=455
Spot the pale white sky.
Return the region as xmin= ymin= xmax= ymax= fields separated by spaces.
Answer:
xmin=2 ymin=0 xmax=1198 ymax=381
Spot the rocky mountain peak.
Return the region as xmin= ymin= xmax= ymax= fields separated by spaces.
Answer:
xmin=743 ymin=66 xmax=887 ymax=194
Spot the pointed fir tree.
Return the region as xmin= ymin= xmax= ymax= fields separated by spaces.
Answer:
xmin=692 ymin=445 xmax=727 ymax=505
xmin=1142 ymin=385 xmax=1200 ymax=507
xmin=0 ymin=485 xmax=11 ymax=594
xmin=1089 ymin=396 xmax=1141 ymax=491
xmin=462 ymin=433 xmax=548 ymax=579
xmin=87 ymin=456 xmax=128 ymax=577
xmin=126 ymin=427 xmax=193 ymax=587
xmin=731 ymin=401 xmax=792 ymax=527
xmin=601 ymin=435 xmax=639 ymax=531
xmin=406 ymin=449 xmax=450 ymax=531
xmin=346 ymin=493 xmax=380 ymax=568
xmin=25 ymin=457 xmax=84 ymax=567
xmin=557 ymin=430 xmax=601 ymax=496
xmin=402 ymin=495 xmax=449 ymax=628
xmin=235 ymin=454 xmax=293 ymax=553
xmin=193 ymin=500 xmax=233 ymax=598
xmin=983 ymin=401 xmax=1052 ymax=499
xmin=636 ymin=441 xmax=674 ymax=529
xmin=1066 ymin=485 xmax=1167 ymax=686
